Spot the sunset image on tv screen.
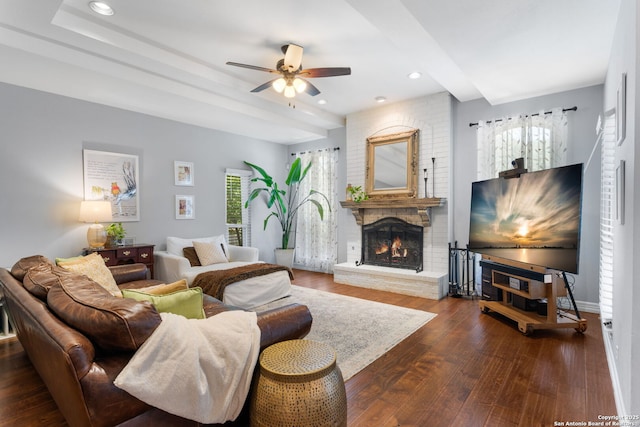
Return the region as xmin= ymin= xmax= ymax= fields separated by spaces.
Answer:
xmin=469 ymin=163 xmax=583 ymax=273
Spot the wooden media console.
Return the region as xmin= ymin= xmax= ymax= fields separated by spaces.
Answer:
xmin=478 ymin=255 xmax=587 ymax=335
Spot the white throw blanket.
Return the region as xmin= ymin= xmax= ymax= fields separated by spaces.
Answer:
xmin=114 ymin=311 xmax=261 ymax=423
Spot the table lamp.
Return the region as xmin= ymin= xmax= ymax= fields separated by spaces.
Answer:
xmin=79 ymin=201 xmax=113 ymax=249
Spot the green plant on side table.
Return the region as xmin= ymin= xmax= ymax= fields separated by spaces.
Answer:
xmin=106 ymin=222 xmax=126 ymax=247
xmin=244 ymin=158 xmax=331 ymax=266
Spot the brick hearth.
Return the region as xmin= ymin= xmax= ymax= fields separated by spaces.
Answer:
xmin=333 ymin=263 xmax=447 ymax=300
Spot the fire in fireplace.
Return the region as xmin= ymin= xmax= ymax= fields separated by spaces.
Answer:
xmin=359 ymin=217 xmax=423 ymax=272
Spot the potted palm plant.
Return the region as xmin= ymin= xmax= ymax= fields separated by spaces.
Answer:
xmin=244 ymin=157 xmax=331 ymax=267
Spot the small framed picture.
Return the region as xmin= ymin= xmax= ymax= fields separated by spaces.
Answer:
xmin=123 ymin=237 xmax=135 ymax=246
xmin=175 ymin=195 xmax=195 ymax=220
xmin=174 ymin=161 xmax=194 ymax=186
xmin=616 ymin=73 xmax=626 ymax=146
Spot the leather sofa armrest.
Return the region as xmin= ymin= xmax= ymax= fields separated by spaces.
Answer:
xmin=0 ymin=269 xmax=96 ymax=378
xmin=109 ymin=264 xmax=148 ymax=284
xmin=256 ymin=303 xmax=312 ymax=349
xmin=227 ymin=245 xmax=259 ymax=262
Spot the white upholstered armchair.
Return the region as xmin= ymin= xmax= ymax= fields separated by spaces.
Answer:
xmin=154 ymin=235 xmax=290 ymax=309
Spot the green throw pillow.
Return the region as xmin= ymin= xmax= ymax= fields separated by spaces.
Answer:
xmin=121 ymin=287 xmax=206 ymax=320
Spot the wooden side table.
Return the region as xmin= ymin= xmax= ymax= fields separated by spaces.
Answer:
xmin=85 ymin=244 xmax=155 ymax=279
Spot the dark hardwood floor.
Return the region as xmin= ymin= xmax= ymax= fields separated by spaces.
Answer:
xmin=0 ymin=270 xmax=616 ymax=426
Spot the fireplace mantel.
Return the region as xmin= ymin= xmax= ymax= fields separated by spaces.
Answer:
xmin=340 ymin=197 xmax=445 ymax=227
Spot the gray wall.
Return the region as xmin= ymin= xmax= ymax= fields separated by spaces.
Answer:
xmin=287 ymin=128 xmax=348 ymax=266
xmin=0 ymin=82 xmax=287 ymax=267
xmin=602 ymin=0 xmax=638 ymax=415
xmin=451 ymin=85 xmax=604 ymax=305
xmin=0 ymin=80 xmax=606 ymax=304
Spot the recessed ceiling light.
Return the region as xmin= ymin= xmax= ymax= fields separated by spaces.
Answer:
xmin=89 ymin=1 xmax=115 ymax=16
xmin=408 ymin=72 xmax=422 ymax=79
xmin=317 ymin=99 xmax=327 ymax=105
xmin=375 ymin=96 xmax=386 ymax=103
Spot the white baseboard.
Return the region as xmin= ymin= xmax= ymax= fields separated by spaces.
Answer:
xmin=575 ymin=300 xmax=600 ymax=314
xmin=556 ymin=299 xmax=599 ymax=314
xmin=601 ymin=322 xmax=626 ymax=416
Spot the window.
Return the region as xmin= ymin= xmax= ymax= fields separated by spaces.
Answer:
xmin=225 ymin=169 xmax=251 ymax=247
xmin=293 ymin=148 xmax=339 ymax=273
xmin=599 ymin=115 xmax=616 ymax=323
xmin=477 ymin=109 xmax=568 ymax=179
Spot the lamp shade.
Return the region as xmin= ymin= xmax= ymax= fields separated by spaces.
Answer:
xmin=283 ymin=85 xmax=296 ymax=98
xmin=79 ymin=201 xmax=113 ymax=223
xmin=292 ymin=78 xmax=307 ymax=93
xmin=272 ymin=78 xmax=287 ymax=93
xmin=79 ymin=201 xmax=112 ymax=249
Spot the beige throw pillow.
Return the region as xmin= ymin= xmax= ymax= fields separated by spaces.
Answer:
xmin=192 ymin=240 xmax=228 ymax=266
xmin=57 ymin=252 xmax=122 ymax=297
xmin=166 ymin=235 xmax=226 ymax=257
xmin=135 ymin=279 xmax=189 ymax=295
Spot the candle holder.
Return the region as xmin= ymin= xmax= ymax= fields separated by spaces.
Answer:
xmin=431 ymin=157 xmax=436 ymax=198
xmin=423 ymin=168 xmax=428 ymax=198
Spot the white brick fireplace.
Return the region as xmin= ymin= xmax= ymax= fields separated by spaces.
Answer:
xmin=334 ymin=92 xmax=451 ymax=299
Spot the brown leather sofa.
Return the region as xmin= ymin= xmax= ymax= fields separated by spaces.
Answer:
xmin=0 ymin=255 xmax=312 ymax=427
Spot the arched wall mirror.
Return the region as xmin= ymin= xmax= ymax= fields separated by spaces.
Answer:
xmin=366 ymin=129 xmax=419 ymax=198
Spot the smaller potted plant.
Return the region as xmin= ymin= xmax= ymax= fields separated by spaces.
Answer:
xmin=106 ymin=222 xmax=126 ymax=247
xmin=347 ymin=185 xmax=369 ymax=203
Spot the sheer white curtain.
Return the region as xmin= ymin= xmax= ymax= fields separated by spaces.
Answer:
xmin=477 ymin=108 xmax=568 ymax=179
xmin=294 ymin=149 xmax=338 ymax=273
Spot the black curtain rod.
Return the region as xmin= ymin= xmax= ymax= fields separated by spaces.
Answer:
xmin=468 ymin=106 xmax=577 ymax=128
xmin=291 ymin=147 xmax=340 ymax=156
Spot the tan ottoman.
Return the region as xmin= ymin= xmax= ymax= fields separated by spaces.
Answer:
xmin=250 ymin=339 xmax=347 ymax=427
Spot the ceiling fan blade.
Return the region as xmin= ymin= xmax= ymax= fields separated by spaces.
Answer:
xmin=299 ymin=67 xmax=351 ymax=78
xmin=226 ymin=61 xmax=279 ymax=74
xmin=283 ymin=44 xmax=303 ymax=71
xmin=303 ymin=80 xmax=321 ymax=96
xmin=250 ymin=79 xmax=281 ymax=93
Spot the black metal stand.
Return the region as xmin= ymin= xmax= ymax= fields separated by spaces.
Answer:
xmin=562 ymin=271 xmax=582 ymax=320
xmin=448 ymin=241 xmax=476 ymax=298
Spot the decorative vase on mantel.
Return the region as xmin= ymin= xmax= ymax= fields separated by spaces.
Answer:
xmin=274 ymin=248 xmax=295 ymax=268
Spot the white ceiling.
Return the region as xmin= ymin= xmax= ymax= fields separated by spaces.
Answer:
xmin=0 ymin=0 xmax=620 ymax=144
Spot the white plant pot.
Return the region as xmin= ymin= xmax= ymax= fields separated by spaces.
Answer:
xmin=274 ymin=248 xmax=295 ymax=268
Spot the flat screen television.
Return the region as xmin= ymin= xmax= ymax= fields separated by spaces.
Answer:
xmin=468 ymin=163 xmax=583 ymax=274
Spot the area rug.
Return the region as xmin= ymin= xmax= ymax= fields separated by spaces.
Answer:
xmin=254 ymin=285 xmax=436 ymax=380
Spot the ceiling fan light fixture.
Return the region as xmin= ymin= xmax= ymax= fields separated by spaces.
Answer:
xmin=283 ymin=85 xmax=296 ymax=98
xmin=227 ymin=43 xmax=350 ymax=99
xmin=292 ymin=78 xmax=307 ymax=93
xmin=272 ymin=78 xmax=287 ymax=93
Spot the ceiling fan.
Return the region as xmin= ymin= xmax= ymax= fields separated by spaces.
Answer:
xmin=226 ymin=44 xmax=351 ymax=98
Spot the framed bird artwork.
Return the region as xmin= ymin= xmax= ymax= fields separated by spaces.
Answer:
xmin=83 ymin=149 xmax=140 ymax=222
